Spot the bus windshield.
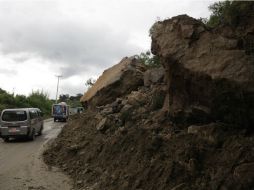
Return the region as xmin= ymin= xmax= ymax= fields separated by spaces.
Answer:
xmin=53 ymin=105 xmax=66 ymax=115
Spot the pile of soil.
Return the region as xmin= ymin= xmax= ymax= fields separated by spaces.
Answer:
xmin=43 ymin=110 xmax=254 ymax=190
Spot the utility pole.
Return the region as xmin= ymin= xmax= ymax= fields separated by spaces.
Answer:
xmin=55 ymin=75 xmax=62 ymax=103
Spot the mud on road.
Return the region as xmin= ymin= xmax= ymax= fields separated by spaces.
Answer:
xmin=0 ymin=119 xmax=73 ymax=190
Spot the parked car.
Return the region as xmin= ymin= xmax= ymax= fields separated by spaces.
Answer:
xmin=0 ymin=108 xmax=44 ymax=142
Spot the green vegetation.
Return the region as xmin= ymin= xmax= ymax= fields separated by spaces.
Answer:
xmin=0 ymin=88 xmax=53 ymax=117
xmin=136 ymin=51 xmax=161 ymax=68
xmin=0 ymin=88 xmax=84 ymax=117
xmin=85 ymin=78 xmax=96 ymax=88
xmin=207 ymin=1 xmax=253 ymax=27
xmin=58 ymin=93 xmax=83 ymax=107
xmin=27 ymin=91 xmax=52 ymax=116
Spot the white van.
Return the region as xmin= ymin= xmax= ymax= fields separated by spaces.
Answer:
xmin=0 ymin=108 xmax=44 ymax=142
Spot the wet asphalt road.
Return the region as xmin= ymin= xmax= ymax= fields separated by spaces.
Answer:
xmin=0 ymin=119 xmax=72 ymax=190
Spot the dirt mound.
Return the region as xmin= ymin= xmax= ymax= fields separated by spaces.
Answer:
xmin=44 ymin=108 xmax=254 ymax=190
xmin=44 ymin=84 xmax=254 ymax=190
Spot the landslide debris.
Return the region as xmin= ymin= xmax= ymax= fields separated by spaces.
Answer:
xmin=80 ymin=57 xmax=145 ymax=108
xmin=44 ymin=10 xmax=254 ymax=190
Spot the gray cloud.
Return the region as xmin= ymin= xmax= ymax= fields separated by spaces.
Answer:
xmin=0 ymin=20 xmax=140 ymax=78
xmin=0 ymin=0 xmax=213 ymax=98
xmin=0 ymin=1 xmax=141 ymax=78
xmin=0 ymin=68 xmax=17 ymax=76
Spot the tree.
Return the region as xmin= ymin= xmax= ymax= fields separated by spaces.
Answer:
xmin=27 ymin=90 xmax=52 ymax=116
xmin=0 ymin=88 xmax=7 ymax=94
xmin=207 ymin=1 xmax=254 ymax=27
xmin=85 ymin=78 xmax=96 ymax=88
xmin=67 ymin=93 xmax=83 ymax=107
xmin=59 ymin=94 xmax=69 ymax=102
xmin=136 ymin=51 xmax=161 ymax=68
xmin=0 ymin=88 xmax=53 ymax=117
xmin=15 ymin=95 xmax=29 ymax=108
xmin=0 ymin=92 xmax=15 ymax=107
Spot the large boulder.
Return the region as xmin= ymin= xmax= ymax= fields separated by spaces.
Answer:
xmin=81 ymin=57 xmax=145 ymax=108
xmin=151 ymin=14 xmax=254 ymax=128
xmin=143 ymin=66 xmax=164 ymax=87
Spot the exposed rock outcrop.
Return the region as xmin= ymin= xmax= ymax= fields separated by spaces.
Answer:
xmin=151 ymin=14 xmax=254 ymax=129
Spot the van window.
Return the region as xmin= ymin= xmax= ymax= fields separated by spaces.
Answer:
xmin=37 ymin=110 xmax=43 ymax=117
xmin=29 ymin=110 xmax=38 ymax=119
xmin=2 ymin=111 xmax=27 ymax=121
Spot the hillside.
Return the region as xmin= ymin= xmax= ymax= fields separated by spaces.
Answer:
xmin=43 ymin=4 xmax=254 ymax=190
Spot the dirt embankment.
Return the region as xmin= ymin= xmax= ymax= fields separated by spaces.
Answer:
xmin=44 ymin=110 xmax=254 ymax=190
xmin=44 ymin=9 xmax=254 ymax=190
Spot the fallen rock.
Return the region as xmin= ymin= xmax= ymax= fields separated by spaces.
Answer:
xmin=171 ymin=183 xmax=186 ymax=190
xmin=151 ymin=14 xmax=254 ymax=128
xmin=81 ymin=57 xmax=145 ymax=108
xmin=187 ymin=123 xmax=225 ymax=144
xmin=126 ymin=91 xmax=147 ymax=106
xmin=100 ymin=106 xmax=113 ymax=115
xmin=144 ymin=66 xmax=164 ymax=87
xmin=233 ymin=162 xmax=254 ymax=187
xmin=96 ymin=118 xmax=108 ymax=132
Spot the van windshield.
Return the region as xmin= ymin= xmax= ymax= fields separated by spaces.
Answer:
xmin=2 ymin=111 xmax=27 ymax=121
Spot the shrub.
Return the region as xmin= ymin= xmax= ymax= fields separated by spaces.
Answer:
xmin=136 ymin=51 xmax=161 ymax=68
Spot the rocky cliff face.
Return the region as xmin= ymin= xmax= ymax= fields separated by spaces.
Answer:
xmin=151 ymin=14 xmax=254 ymax=129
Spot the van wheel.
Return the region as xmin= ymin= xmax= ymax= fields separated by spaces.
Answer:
xmin=28 ymin=129 xmax=35 ymax=141
xmin=54 ymin=118 xmax=56 ymax=122
xmin=3 ymin=137 xmax=9 ymax=142
xmin=38 ymin=126 xmax=43 ymax=136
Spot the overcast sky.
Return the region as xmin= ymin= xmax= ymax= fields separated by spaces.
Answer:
xmin=0 ymin=0 xmax=215 ymax=99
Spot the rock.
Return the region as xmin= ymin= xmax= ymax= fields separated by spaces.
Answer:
xmin=100 ymin=106 xmax=113 ymax=115
xmin=95 ymin=113 xmax=104 ymax=120
xmin=77 ymin=180 xmax=83 ymax=185
xmin=188 ymin=158 xmax=198 ymax=175
xmin=111 ymin=98 xmax=123 ymax=113
xmin=67 ymin=144 xmax=80 ymax=151
xmin=233 ymin=162 xmax=254 ymax=187
xmin=171 ymin=183 xmax=186 ymax=190
xmin=144 ymin=66 xmax=164 ymax=87
xmin=120 ymin=104 xmax=133 ymax=113
xmin=126 ymin=91 xmax=147 ymax=106
xmin=117 ymin=127 xmax=128 ymax=135
xmin=151 ymin=14 xmax=254 ymax=128
xmin=187 ymin=123 xmax=224 ymax=144
xmin=81 ymin=57 xmax=145 ymax=108
xmin=96 ymin=118 xmax=108 ymax=132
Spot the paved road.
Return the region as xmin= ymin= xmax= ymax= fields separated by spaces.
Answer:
xmin=0 ymin=119 xmax=72 ymax=190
